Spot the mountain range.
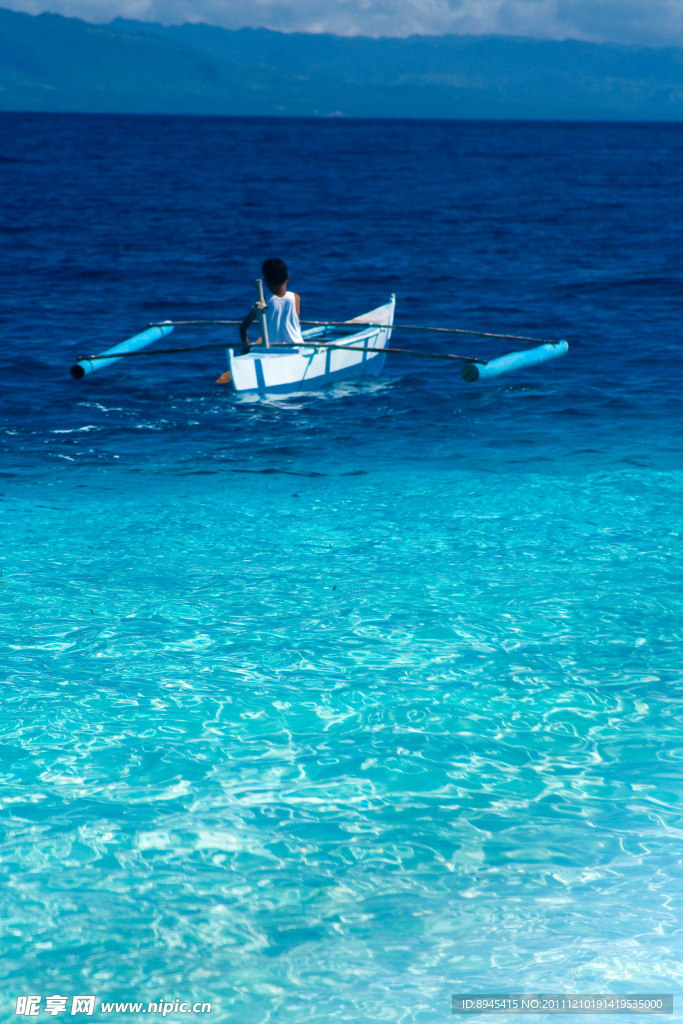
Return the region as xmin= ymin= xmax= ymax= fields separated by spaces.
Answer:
xmin=0 ymin=6 xmax=681 ymax=120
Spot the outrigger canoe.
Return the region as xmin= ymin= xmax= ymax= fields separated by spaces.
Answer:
xmin=70 ymin=285 xmax=568 ymax=387
xmin=227 ymin=296 xmax=395 ymax=394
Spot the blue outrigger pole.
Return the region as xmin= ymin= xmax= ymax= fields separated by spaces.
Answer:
xmin=70 ymin=324 xmax=175 ymax=379
xmin=461 ymin=340 xmax=569 ymax=382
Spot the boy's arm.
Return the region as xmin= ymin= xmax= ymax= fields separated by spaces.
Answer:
xmin=294 ymin=293 xmax=300 ymax=317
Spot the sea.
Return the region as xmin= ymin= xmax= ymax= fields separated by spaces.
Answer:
xmin=1 ymin=113 xmax=682 ymax=1023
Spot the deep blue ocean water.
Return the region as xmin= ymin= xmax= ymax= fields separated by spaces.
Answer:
xmin=1 ymin=114 xmax=682 ymax=1023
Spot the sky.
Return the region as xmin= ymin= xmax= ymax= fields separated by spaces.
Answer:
xmin=5 ymin=0 xmax=683 ymax=46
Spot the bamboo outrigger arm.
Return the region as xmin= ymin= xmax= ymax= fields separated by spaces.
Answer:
xmin=147 ymin=318 xmax=560 ymax=347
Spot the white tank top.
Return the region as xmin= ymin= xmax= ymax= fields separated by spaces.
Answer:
xmin=265 ymin=291 xmax=303 ymax=346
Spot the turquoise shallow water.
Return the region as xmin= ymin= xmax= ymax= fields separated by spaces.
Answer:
xmin=1 ymin=114 xmax=682 ymax=1020
xmin=3 ymin=461 xmax=683 ymax=1019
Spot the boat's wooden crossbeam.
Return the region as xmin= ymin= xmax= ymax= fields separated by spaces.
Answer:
xmin=147 ymin=319 xmax=559 ymax=346
xmin=78 ymin=338 xmax=483 ymax=365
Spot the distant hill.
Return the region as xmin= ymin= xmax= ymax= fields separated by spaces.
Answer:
xmin=0 ymin=7 xmax=681 ymax=120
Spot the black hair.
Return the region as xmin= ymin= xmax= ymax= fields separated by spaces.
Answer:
xmin=262 ymin=258 xmax=288 ymax=287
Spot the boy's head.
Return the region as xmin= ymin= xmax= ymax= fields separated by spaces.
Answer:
xmin=262 ymin=258 xmax=289 ymax=292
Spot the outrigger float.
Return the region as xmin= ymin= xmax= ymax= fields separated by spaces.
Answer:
xmin=71 ymin=280 xmax=568 ymax=393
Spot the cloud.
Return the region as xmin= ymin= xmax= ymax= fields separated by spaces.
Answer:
xmin=5 ymin=0 xmax=683 ymax=46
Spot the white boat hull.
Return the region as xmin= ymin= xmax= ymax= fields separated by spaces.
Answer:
xmin=228 ymin=297 xmax=395 ymax=394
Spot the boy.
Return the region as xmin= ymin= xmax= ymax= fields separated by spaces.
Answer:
xmin=216 ymin=258 xmax=302 ymax=383
xmin=260 ymin=258 xmax=303 ymax=346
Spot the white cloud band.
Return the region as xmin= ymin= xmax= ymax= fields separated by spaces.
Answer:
xmin=5 ymin=0 xmax=683 ymax=46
